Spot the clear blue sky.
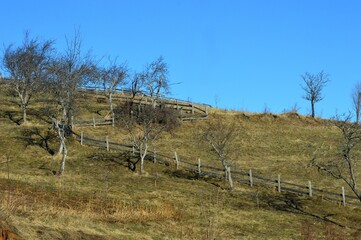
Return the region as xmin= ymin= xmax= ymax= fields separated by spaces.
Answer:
xmin=1 ymin=0 xmax=361 ymax=118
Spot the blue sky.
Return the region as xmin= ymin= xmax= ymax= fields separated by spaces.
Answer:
xmin=1 ymin=0 xmax=361 ymax=118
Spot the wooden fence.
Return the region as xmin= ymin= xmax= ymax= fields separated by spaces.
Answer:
xmin=72 ymin=117 xmax=114 ymax=127
xmin=73 ymin=132 xmax=361 ymax=207
xmin=79 ymin=86 xmax=209 ymax=121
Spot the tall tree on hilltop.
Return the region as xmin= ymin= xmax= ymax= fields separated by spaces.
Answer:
xmin=352 ymin=82 xmax=361 ymax=124
xmin=301 ymin=71 xmax=329 ymax=118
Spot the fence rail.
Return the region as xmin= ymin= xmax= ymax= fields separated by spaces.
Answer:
xmin=72 ymin=117 xmax=114 ymax=127
xmin=79 ymin=86 xmax=209 ymax=121
xmin=73 ymin=131 xmax=361 ymax=207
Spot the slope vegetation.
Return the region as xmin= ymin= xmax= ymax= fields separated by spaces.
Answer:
xmin=0 ymin=83 xmax=361 ymax=239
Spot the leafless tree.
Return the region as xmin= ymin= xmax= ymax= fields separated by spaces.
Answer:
xmin=301 ymin=71 xmax=329 ymax=118
xmin=96 ymin=58 xmax=128 ymax=125
xmin=47 ymin=30 xmax=95 ymax=175
xmin=2 ymin=32 xmax=53 ymax=123
xmin=203 ymin=115 xmax=239 ymax=189
xmin=115 ymin=102 xmax=179 ymax=174
xmin=352 ymin=82 xmax=361 ymax=123
xmin=311 ymin=114 xmax=361 ymax=201
xmin=47 ymin=30 xmax=94 ymax=126
xmin=142 ymin=56 xmax=169 ymax=108
xmin=129 ymin=72 xmax=145 ymax=100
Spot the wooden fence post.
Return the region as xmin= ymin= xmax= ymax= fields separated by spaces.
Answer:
xmin=198 ymin=158 xmax=201 ymax=176
xmin=277 ymin=174 xmax=281 ymax=193
xmin=71 ymin=116 xmax=74 ymax=126
xmin=80 ymin=131 xmax=83 ymax=145
xmin=227 ymin=166 xmax=233 ymax=189
xmin=205 ymin=106 xmax=208 ymax=115
xmin=191 ymin=104 xmax=194 ymax=114
xmin=93 ymin=117 xmax=96 ymax=128
xmin=174 ymin=152 xmax=179 ymax=170
xmin=153 ymin=148 xmax=157 ymax=163
xmin=112 ymin=117 xmax=115 ymax=127
xmin=341 ymin=186 xmax=346 ymax=206
xmin=106 ymin=136 xmax=109 ymax=151
xmin=249 ymin=169 xmax=253 ymax=187
xmin=308 ymin=180 xmax=312 ymax=197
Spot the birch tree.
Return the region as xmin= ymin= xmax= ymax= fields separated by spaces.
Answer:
xmin=2 ymin=33 xmax=53 ymax=123
xmin=47 ymin=30 xmax=94 ymax=175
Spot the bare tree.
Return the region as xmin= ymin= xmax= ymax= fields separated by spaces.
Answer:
xmin=97 ymin=58 xmax=128 ymax=125
xmin=203 ymin=114 xmax=239 ymax=189
xmin=47 ymin=30 xmax=94 ymax=126
xmin=129 ymin=72 xmax=145 ymax=100
xmin=311 ymin=114 xmax=361 ymax=201
xmin=2 ymin=32 xmax=53 ymax=123
xmin=352 ymin=82 xmax=361 ymax=123
xmin=115 ymin=102 xmax=179 ymax=174
xmin=142 ymin=56 xmax=169 ymax=108
xmin=301 ymin=71 xmax=329 ymax=118
xmin=47 ymin=30 xmax=94 ymax=175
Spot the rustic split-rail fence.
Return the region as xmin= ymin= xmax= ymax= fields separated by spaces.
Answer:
xmin=79 ymin=86 xmax=210 ymax=121
xmin=73 ymin=131 xmax=361 ymax=207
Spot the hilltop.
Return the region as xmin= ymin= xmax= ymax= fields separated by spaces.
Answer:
xmin=0 ymin=81 xmax=361 ymax=239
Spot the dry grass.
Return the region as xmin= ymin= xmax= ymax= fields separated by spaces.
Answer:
xmin=1 ymin=83 xmax=361 ymax=239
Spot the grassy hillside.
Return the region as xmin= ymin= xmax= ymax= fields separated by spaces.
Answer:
xmin=1 ymin=83 xmax=361 ymax=239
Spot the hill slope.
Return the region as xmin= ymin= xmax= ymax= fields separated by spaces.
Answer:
xmin=0 ymin=83 xmax=361 ymax=239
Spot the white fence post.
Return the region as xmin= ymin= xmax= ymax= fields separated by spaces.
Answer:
xmin=249 ymin=169 xmax=253 ymax=187
xmin=308 ymin=180 xmax=312 ymax=197
xmin=341 ymin=186 xmax=346 ymax=206
xmin=80 ymin=131 xmax=83 ymax=145
xmin=93 ymin=117 xmax=96 ymax=128
xmin=174 ymin=152 xmax=179 ymax=170
xmin=277 ymin=174 xmax=281 ymax=193
xmin=227 ymin=166 xmax=233 ymax=189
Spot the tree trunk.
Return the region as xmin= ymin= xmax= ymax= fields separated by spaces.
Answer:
xmin=356 ymin=93 xmax=361 ymax=123
xmin=311 ymin=100 xmax=315 ymax=118
xmin=109 ymin=93 xmax=114 ymax=127
xmin=58 ymin=140 xmax=67 ymax=175
xmin=22 ymin=106 xmax=27 ymax=123
xmin=58 ymin=141 xmax=64 ymax=155
xmin=140 ymin=143 xmax=148 ymax=175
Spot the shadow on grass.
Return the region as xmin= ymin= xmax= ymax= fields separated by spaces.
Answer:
xmin=2 ymin=111 xmax=22 ymax=125
xmin=259 ymin=192 xmax=352 ymax=229
xmin=16 ymin=127 xmax=56 ymax=155
xmin=88 ymin=152 xmax=141 ymax=172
